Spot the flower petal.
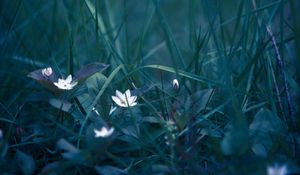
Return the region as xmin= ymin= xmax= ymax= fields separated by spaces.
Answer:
xmin=130 ymin=102 xmax=137 ymax=107
xmin=115 ymin=90 xmax=125 ymax=100
xmin=128 ymin=96 xmax=137 ymax=104
xmin=58 ymin=78 xmax=64 ymax=83
xmin=106 ymin=128 xmax=114 ymax=137
xmin=71 ymin=81 xmax=78 ymax=88
xmin=125 ymin=89 xmax=131 ymax=98
xmin=112 ymin=96 xmax=124 ymax=107
xmin=66 ymin=75 xmax=72 ymax=83
xmin=172 ymin=79 xmax=179 ymax=89
xmin=100 ymin=127 xmax=107 ymax=133
xmin=54 ymin=82 xmax=59 ymax=87
xmin=94 ymin=129 xmax=101 ymax=137
xmin=42 ymin=67 xmax=53 ymax=76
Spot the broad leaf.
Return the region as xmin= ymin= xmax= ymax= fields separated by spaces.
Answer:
xmin=95 ymin=165 xmax=127 ymax=175
xmin=173 ymin=112 xmax=189 ymax=130
xmin=49 ymin=98 xmax=72 ymax=112
xmin=77 ymin=73 xmax=107 ymax=114
xmin=27 ymin=68 xmax=59 ymax=92
xmin=249 ymin=108 xmax=285 ymax=156
xmin=27 ymin=62 xmax=109 ymax=92
xmin=221 ymin=118 xmax=249 ymax=155
xmin=185 ymin=89 xmax=213 ymax=114
xmin=56 ymin=139 xmax=89 ymax=164
xmin=16 ymin=150 xmax=36 ymax=175
xmin=40 ymin=161 xmax=72 ymax=175
xmin=73 ymin=63 xmax=109 ymax=82
xmin=0 ymin=142 xmax=8 ymax=158
xmin=56 ymin=138 xmax=79 ymax=153
xmin=86 ymin=73 xmax=107 ymax=100
xmin=61 ymin=151 xmax=90 ymax=164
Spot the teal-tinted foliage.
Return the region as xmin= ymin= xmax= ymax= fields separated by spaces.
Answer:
xmin=0 ymin=0 xmax=299 ymax=174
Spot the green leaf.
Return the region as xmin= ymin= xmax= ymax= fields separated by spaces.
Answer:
xmin=221 ymin=120 xmax=249 ymax=155
xmin=27 ymin=63 xmax=109 ymax=92
xmin=185 ymin=89 xmax=214 ymax=114
xmin=86 ymin=73 xmax=107 ymax=101
xmin=151 ymin=164 xmax=170 ymax=174
xmin=173 ymin=112 xmax=189 ymax=130
xmin=40 ymin=161 xmax=63 ymax=174
xmin=121 ymin=126 xmax=139 ymax=138
xmin=140 ymin=116 xmax=163 ymax=124
xmin=250 ymin=108 xmax=285 ymax=133
xmin=76 ymin=73 xmax=107 ymax=115
xmin=95 ymin=165 xmax=127 ymax=175
xmin=49 ymin=98 xmax=72 ymax=112
xmin=77 ymin=93 xmax=93 ymax=114
xmin=0 ymin=142 xmax=8 ymax=158
xmin=112 ymin=135 xmax=141 ymax=153
xmin=57 ymin=138 xmax=79 ymax=153
xmin=16 ymin=150 xmax=36 ymax=175
xmin=27 ymin=68 xmax=59 ymax=93
xmin=249 ymin=108 xmax=285 ymax=156
xmin=73 ymin=63 xmax=109 ymax=82
xmin=70 ymin=108 xmax=85 ymax=123
xmin=40 ymin=161 xmax=72 ymax=175
xmin=57 ymin=139 xmax=90 ymax=164
xmin=61 ymin=151 xmax=89 ymax=164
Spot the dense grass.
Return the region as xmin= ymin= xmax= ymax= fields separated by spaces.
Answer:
xmin=0 ymin=0 xmax=300 ymax=174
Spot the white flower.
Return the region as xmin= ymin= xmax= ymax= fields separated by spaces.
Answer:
xmin=53 ymin=75 xmax=77 ymax=90
xmin=109 ymin=106 xmax=117 ymax=115
xmin=172 ymin=79 xmax=179 ymax=89
xmin=111 ymin=89 xmax=137 ymax=107
xmin=42 ymin=67 xmax=53 ymax=77
xmin=94 ymin=127 xmax=114 ymax=138
xmin=267 ymin=164 xmax=288 ymax=175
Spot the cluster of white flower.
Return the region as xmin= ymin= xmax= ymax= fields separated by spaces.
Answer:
xmin=164 ymin=119 xmax=178 ymax=146
xmin=93 ymin=90 xmax=138 ymax=138
xmin=41 ymin=67 xmax=141 ymax=139
xmin=42 ymin=67 xmax=78 ymax=90
xmin=40 ymin=68 xmax=180 ymax=141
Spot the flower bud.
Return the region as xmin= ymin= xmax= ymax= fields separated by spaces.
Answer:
xmin=92 ymin=107 xmax=100 ymax=116
xmin=42 ymin=67 xmax=53 ymax=77
xmin=172 ymin=79 xmax=179 ymax=90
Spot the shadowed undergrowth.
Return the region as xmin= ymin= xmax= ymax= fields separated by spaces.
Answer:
xmin=0 ymin=0 xmax=300 ymax=174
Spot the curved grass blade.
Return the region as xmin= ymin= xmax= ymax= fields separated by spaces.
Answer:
xmin=77 ymin=65 xmax=124 ymax=147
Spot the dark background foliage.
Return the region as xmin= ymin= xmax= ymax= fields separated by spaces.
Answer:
xmin=0 ymin=0 xmax=300 ymax=174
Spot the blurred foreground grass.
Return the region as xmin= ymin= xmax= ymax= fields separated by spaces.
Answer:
xmin=0 ymin=0 xmax=300 ymax=174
